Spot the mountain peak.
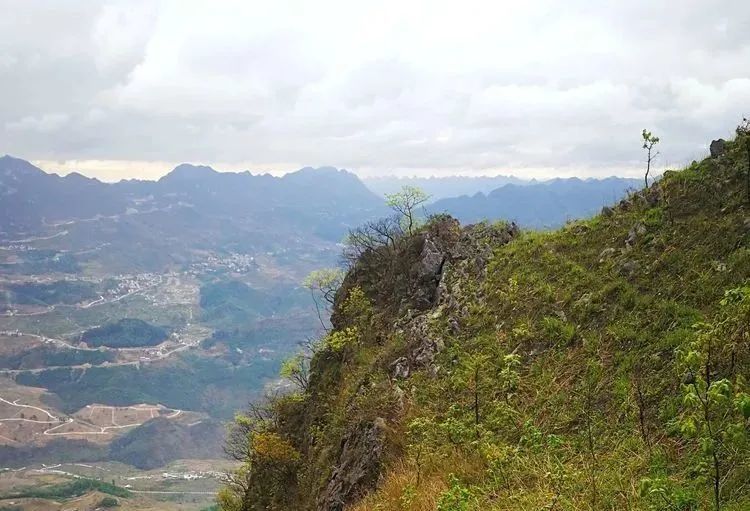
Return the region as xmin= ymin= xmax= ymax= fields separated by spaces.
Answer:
xmin=283 ymin=166 xmax=360 ymax=184
xmin=0 ymin=155 xmax=45 ymax=177
xmin=160 ymin=163 xmax=219 ymax=182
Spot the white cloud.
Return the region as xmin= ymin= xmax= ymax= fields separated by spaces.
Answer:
xmin=1 ymin=0 xmax=749 ymax=180
xmin=91 ymin=1 xmax=157 ymax=72
xmin=6 ymin=113 xmax=70 ymax=133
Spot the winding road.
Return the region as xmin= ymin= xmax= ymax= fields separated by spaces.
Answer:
xmin=0 ymin=396 xmax=184 ymax=438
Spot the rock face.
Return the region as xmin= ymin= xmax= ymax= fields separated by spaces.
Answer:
xmin=392 ymin=221 xmax=519 ymax=379
xmin=393 ymin=313 xmax=445 ymax=378
xmin=317 ymin=217 xmax=519 ymax=511
xmin=411 ymin=236 xmax=448 ymax=309
xmin=318 ymin=418 xmax=389 ymax=511
xmin=710 ymin=139 xmax=726 ymax=158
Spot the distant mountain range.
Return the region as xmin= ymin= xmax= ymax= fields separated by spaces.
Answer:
xmin=0 ymin=155 xmax=389 ymax=273
xmin=363 ymin=175 xmax=530 ymax=200
xmin=0 ymin=155 xmax=641 ymax=249
xmin=429 ymin=177 xmax=641 ymax=228
xmin=0 ymin=155 xmax=384 ymax=239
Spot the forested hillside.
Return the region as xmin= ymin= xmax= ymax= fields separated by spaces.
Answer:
xmin=219 ymin=124 xmax=750 ymax=511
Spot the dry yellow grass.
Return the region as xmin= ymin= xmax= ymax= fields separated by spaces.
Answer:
xmin=347 ymin=452 xmax=491 ymax=511
xmin=347 ymin=461 xmax=446 ymax=511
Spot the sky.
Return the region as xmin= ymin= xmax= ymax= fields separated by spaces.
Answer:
xmin=1 ymin=0 xmax=749 ymax=181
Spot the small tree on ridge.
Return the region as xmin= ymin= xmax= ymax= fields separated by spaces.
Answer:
xmin=642 ymin=129 xmax=660 ymax=188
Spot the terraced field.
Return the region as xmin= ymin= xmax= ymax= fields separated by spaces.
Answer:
xmin=0 ymin=380 xmax=203 ymax=447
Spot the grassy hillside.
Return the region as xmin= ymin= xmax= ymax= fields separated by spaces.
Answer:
xmin=220 ymin=126 xmax=750 ymax=511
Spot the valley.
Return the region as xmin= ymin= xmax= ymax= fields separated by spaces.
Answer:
xmin=0 ymin=159 xmax=354 ymax=507
xmin=0 ymin=155 xmax=641 ymax=509
xmin=0 ymin=459 xmax=236 ymax=510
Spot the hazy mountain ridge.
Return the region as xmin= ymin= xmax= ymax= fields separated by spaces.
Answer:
xmin=430 ymin=176 xmax=642 ymax=228
xmin=363 ymin=175 xmax=531 ymax=200
xmin=1 ymin=156 xmax=644 ymax=242
xmin=0 ymin=155 xmax=130 ymax=234
xmin=0 ymin=156 xmax=385 ymax=240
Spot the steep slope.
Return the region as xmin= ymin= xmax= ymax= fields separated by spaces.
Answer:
xmin=220 ymin=127 xmax=750 ymax=511
xmin=430 ymin=176 xmax=641 ymax=228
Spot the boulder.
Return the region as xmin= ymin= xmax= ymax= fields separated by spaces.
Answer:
xmin=390 ymin=357 xmax=410 ymax=380
xmin=625 ymin=223 xmax=646 ymax=249
xmin=710 ymin=139 xmax=726 ymax=158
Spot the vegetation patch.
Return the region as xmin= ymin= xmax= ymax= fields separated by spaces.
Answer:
xmin=1 ymin=478 xmax=131 ymax=501
xmin=3 ymin=280 xmax=100 ymax=306
xmin=81 ymin=318 xmax=168 ymax=348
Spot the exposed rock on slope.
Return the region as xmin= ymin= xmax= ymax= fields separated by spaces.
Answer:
xmin=318 ymin=417 xmax=390 ymax=511
xmin=222 ymin=217 xmax=519 ymax=510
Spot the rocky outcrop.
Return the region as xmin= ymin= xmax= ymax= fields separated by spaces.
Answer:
xmin=391 ymin=313 xmax=445 ymax=379
xmin=318 ymin=217 xmax=519 ymax=510
xmin=410 ymin=236 xmax=449 ymax=309
xmin=710 ymin=139 xmax=726 ymax=158
xmin=391 ymin=221 xmax=519 ymax=380
xmin=318 ymin=418 xmax=389 ymax=511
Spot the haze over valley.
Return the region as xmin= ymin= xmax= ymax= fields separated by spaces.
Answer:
xmin=0 ymin=153 xmax=643 ymax=507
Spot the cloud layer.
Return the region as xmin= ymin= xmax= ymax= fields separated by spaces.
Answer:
xmin=1 ymin=0 xmax=749 ymax=180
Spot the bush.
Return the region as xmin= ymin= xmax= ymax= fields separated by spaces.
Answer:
xmin=437 ymin=475 xmax=474 ymax=511
xmin=324 ymin=327 xmax=360 ymax=353
xmin=97 ymin=496 xmax=119 ymax=507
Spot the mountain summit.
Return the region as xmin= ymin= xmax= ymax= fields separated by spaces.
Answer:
xmin=0 ymin=154 xmax=46 ymax=178
xmin=159 ymin=163 xmax=220 ymax=183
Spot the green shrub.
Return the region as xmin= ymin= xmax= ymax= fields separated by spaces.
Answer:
xmin=437 ymin=475 xmax=474 ymax=511
xmin=97 ymin=496 xmax=119 ymax=507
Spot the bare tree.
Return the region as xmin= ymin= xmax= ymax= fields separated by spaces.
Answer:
xmin=342 ymin=215 xmax=403 ymax=264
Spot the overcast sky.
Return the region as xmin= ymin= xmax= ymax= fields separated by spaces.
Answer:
xmin=1 ymin=1 xmax=749 ymax=181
